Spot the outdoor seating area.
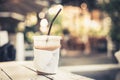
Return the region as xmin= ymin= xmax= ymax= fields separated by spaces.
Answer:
xmin=0 ymin=0 xmax=120 ymax=80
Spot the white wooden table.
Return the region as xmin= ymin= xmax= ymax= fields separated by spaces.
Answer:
xmin=0 ymin=61 xmax=94 ymax=80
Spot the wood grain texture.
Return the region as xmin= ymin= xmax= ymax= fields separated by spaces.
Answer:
xmin=0 ymin=61 xmax=94 ymax=80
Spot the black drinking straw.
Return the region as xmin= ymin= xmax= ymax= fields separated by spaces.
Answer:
xmin=47 ymin=8 xmax=62 ymax=35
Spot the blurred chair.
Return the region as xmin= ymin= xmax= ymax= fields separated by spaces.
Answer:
xmin=0 ymin=31 xmax=9 ymax=47
xmin=0 ymin=31 xmax=16 ymax=62
xmin=115 ymin=51 xmax=120 ymax=80
xmin=115 ymin=51 xmax=120 ymax=63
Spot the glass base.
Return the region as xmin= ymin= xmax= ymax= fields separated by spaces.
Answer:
xmin=37 ymin=71 xmax=56 ymax=75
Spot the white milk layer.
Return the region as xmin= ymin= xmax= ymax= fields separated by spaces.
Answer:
xmin=34 ymin=48 xmax=60 ymax=73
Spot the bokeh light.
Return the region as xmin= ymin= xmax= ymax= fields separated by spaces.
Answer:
xmin=40 ymin=18 xmax=48 ymax=33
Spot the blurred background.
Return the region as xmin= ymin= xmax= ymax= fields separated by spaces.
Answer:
xmin=0 ymin=0 xmax=120 ymax=80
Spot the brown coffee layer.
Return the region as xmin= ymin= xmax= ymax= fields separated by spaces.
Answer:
xmin=35 ymin=45 xmax=60 ymax=51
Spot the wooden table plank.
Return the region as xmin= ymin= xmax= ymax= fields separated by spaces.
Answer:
xmin=0 ymin=61 xmax=94 ymax=80
xmin=0 ymin=62 xmax=36 ymax=80
xmin=0 ymin=68 xmax=11 ymax=80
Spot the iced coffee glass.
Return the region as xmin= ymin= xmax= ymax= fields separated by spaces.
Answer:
xmin=33 ymin=35 xmax=61 ymax=75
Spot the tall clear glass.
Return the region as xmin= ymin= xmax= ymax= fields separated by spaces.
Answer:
xmin=33 ymin=35 xmax=61 ymax=75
